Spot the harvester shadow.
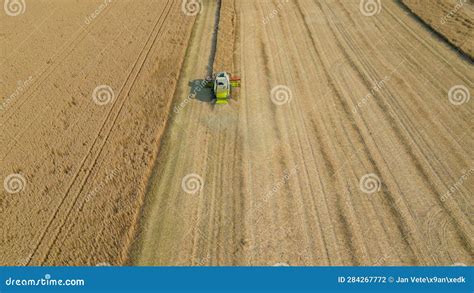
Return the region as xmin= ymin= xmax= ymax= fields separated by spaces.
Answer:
xmin=188 ymin=79 xmax=214 ymax=103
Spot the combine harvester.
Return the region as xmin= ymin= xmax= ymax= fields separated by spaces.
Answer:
xmin=205 ymin=72 xmax=240 ymax=104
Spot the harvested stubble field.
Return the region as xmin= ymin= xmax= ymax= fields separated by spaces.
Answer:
xmin=1 ymin=0 xmax=473 ymax=267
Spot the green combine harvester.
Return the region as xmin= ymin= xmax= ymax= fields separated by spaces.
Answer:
xmin=205 ymin=72 xmax=241 ymax=104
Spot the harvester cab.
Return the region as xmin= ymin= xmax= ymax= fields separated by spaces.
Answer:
xmin=205 ymin=71 xmax=240 ymax=104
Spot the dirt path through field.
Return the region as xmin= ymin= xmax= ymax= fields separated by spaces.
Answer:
xmin=133 ymin=0 xmax=472 ymax=266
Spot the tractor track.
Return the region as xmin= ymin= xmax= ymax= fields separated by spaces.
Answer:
xmin=207 ymin=0 xmax=223 ymax=76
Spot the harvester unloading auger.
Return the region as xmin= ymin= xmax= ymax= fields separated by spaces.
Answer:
xmin=205 ymin=72 xmax=241 ymax=104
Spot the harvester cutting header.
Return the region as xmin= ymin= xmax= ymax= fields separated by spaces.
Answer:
xmin=205 ymin=72 xmax=241 ymax=104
